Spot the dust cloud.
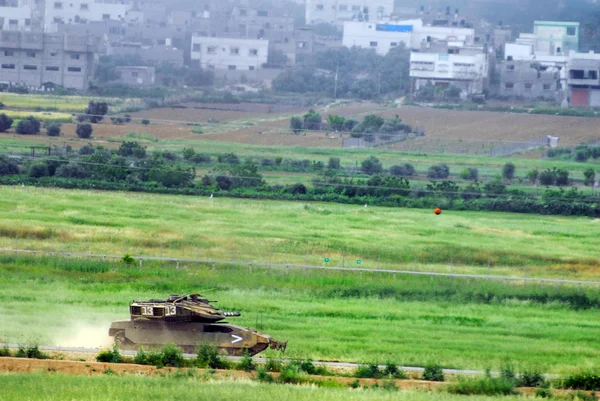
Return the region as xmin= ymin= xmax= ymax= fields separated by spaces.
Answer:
xmin=54 ymin=322 xmax=114 ymax=349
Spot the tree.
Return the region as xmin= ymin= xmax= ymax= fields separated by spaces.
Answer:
xmin=327 ymin=114 xmax=345 ymax=131
xmin=0 ymin=156 xmax=19 ymax=175
xmin=45 ymin=122 xmax=61 ymax=137
xmin=327 ymin=157 xmax=341 ymax=170
xmin=0 ymin=113 xmax=13 ymax=132
xmin=584 ymin=168 xmax=596 ymax=186
xmin=229 ymin=161 xmax=264 ymax=188
xmin=526 ymin=168 xmax=539 ymax=185
xmin=182 ymin=147 xmax=196 ymax=161
xmin=502 ymin=163 xmax=516 ymax=180
xmin=141 ymin=119 xmax=150 ymax=126
xmin=460 ymin=168 xmax=478 ymax=181
xmin=76 ymin=123 xmax=93 ymax=139
xmin=118 ymin=141 xmax=146 ymax=158
xmin=16 ymin=116 xmax=41 ymax=135
xmin=428 ymin=164 xmax=450 ymax=179
xmin=267 ymin=48 xmax=289 ymax=68
xmin=362 ymin=115 xmax=385 ymax=132
xmin=185 ymin=68 xmax=215 ymax=86
xmin=556 ymin=169 xmax=569 ymax=186
xmin=361 ymin=156 xmax=383 ymax=174
xmin=303 ymin=110 xmax=322 ymax=131
xmin=218 ymin=153 xmax=240 ymax=165
xmin=55 ymin=164 xmax=91 ymax=179
xmin=29 ymin=163 xmax=48 ymax=178
xmin=85 ymin=101 xmax=108 ymax=123
xmin=390 ymin=164 xmax=415 ymax=177
xmin=290 ymin=117 xmax=303 ymax=134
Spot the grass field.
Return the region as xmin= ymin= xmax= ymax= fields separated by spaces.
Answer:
xmin=1 ymin=186 xmax=599 ymax=279
xmin=2 ymin=110 xmax=73 ymax=123
xmin=0 ymin=374 xmax=528 ymax=401
xmin=0 ymin=93 xmax=144 ymax=113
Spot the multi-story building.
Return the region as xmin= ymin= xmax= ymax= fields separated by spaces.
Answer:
xmin=190 ymin=35 xmax=268 ymax=71
xmin=115 ymin=66 xmax=155 ymax=86
xmin=0 ymin=0 xmax=37 ymax=32
xmin=567 ymin=52 xmax=600 ymax=107
xmin=0 ymin=31 xmax=97 ymax=90
xmin=305 ymin=0 xmax=395 ymax=25
xmin=499 ymin=42 xmax=567 ymax=100
xmin=343 ymin=19 xmax=475 ymax=55
xmin=44 ymin=0 xmax=133 ymax=33
xmin=533 ymin=21 xmax=579 ymax=56
xmin=410 ymin=44 xmax=489 ymax=96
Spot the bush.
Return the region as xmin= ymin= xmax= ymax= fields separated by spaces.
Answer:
xmin=133 ymin=348 xmax=162 ymax=366
xmin=45 ymin=122 xmax=61 ymax=137
xmin=361 ymin=156 xmax=383 ymax=174
xmin=118 ymin=141 xmax=146 ymax=158
xmin=562 ymin=370 xmax=600 ymax=391
xmin=422 ymin=363 xmax=444 ymax=382
xmin=327 ymin=157 xmax=341 ymax=170
xmin=196 ymin=344 xmax=229 ymax=369
xmin=96 ymin=345 xmax=122 ymax=363
xmin=237 ymin=352 xmax=255 ymax=372
xmin=55 ymin=164 xmax=91 ymax=179
xmin=556 ymin=169 xmax=569 ymax=186
xmin=0 ymin=345 xmax=10 ymax=357
xmin=0 ymin=113 xmax=14 ymax=132
xmin=527 ymin=168 xmax=539 ymax=184
xmin=584 ymin=168 xmax=596 ymax=186
xmin=428 ymin=164 xmax=450 ymax=179
xmin=390 ymin=163 xmax=415 ymax=177
xmin=29 ymin=163 xmax=49 ymax=178
xmin=191 ymin=153 xmax=211 ymax=163
xmin=535 ymin=382 xmax=552 ymax=398
xmin=354 ymin=363 xmax=381 ymax=378
xmin=265 ymin=358 xmax=283 ymax=372
xmin=502 ymin=163 xmax=516 ymax=180
xmin=290 ymin=116 xmax=303 ymax=134
xmin=539 ymin=169 xmax=556 ymax=186
xmin=182 ymin=147 xmax=195 ymax=160
xmin=520 ymin=368 xmax=546 ymax=388
xmin=383 ymin=362 xmax=408 ymax=379
xmin=256 ymin=367 xmax=275 ymax=383
xmin=161 ymin=343 xmax=184 ymax=367
xmin=76 ymin=123 xmax=93 ymax=139
xmin=16 ymin=116 xmax=41 ymax=135
xmin=279 ymin=363 xmax=309 ymax=384
xmin=218 ymin=153 xmax=240 ymax=165
xmin=0 ymin=156 xmax=19 ymax=175
xmin=460 ymin=167 xmax=478 ymax=181
xmin=85 ymin=101 xmax=108 ymax=123
xmin=141 ymin=118 xmax=150 ymax=126
xmin=448 ymin=375 xmax=516 ymax=396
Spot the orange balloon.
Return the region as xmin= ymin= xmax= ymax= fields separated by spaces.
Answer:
xmin=434 ymin=208 xmax=442 ymax=215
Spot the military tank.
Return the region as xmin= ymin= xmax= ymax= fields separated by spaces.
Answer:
xmin=109 ymin=293 xmax=287 ymax=356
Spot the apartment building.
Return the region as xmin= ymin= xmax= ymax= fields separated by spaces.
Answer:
xmin=305 ymin=0 xmax=395 ymax=25
xmin=0 ymin=31 xmax=97 ymax=90
xmin=343 ymin=19 xmax=475 ymax=55
xmin=410 ymin=44 xmax=489 ymax=96
xmin=190 ymin=35 xmax=268 ymax=71
xmin=567 ymin=52 xmax=600 ymax=107
xmin=115 ymin=66 xmax=155 ymax=86
xmin=44 ymin=0 xmax=133 ymax=32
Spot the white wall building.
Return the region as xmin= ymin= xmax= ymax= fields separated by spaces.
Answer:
xmin=410 ymin=46 xmax=489 ymax=95
xmin=343 ymin=19 xmax=475 ymax=55
xmin=44 ymin=0 xmax=133 ymax=33
xmin=190 ymin=36 xmax=269 ymax=71
xmin=0 ymin=0 xmax=35 ymax=31
xmin=306 ymin=0 xmax=394 ymax=25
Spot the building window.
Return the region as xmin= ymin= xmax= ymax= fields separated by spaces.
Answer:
xmin=543 ymin=84 xmax=551 ymax=90
xmin=132 ymin=72 xmax=138 ymax=77
xmin=207 ymin=64 xmax=215 ymax=70
xmin=70 ymin=54 xmax=80 ymax=60
xmin=249 ymin=66 xmax=255 ymax=70
xmin=590 ymin=70 xmax=598 ymax=80
xmin=102 ymin=14 xmax=110 ymax=20
xmin=506 ymin=64 xmax=514 ymax=70
xmin=68 ymin=67 xmax=82 ymax=72
xmin=505 ymin=82 xmax=514 ymax=89
xmin=25 ymin=18 xmax=31 ymax=26
xmin=390 ymin=42 xmax=398 ymax=47
xmin=192 ymin=44 xmax=201 ymax=52
xmin=351 ymin=5 xmax=360 ymax=11
xmin=230 ymin=47 xmax=239 ymax=55
xmin=50 ymin=52 xmax=57 ymax=57
xmin=524 ymin=83 xmax=533 ymax=90
xmin=369 ymin=41 xmax=377 ymax=47
xmin=249 ymin=49 xmax=258 ymax=56
xmin=298 ymin=41 xmax=307 ymax=49
xmin=567 ymin=26 xmax=576 ymax=36
xmin=316 ymin=4 xmax=324 ymax=10
xmin=4 ymin=50 xmax=14 ymax=57
xmin=9 ymin=19 xmax=18 ymax=26
xmin=239 ymin=9 xmax=247 ymax=16
xmin=339 ymin=4 xmax=348 ymax=11
xmin=80 ymin=3 xmax=88 ymax=10
xmin=257 ymin=10 xmax=268 ymax=17
xmin=23 ymin=65 xmax=37 ymax=70
xmin=46 ymin=66 xmax=59 ymax=71
xmin=207 ymin=46 xmax=216 ymax=54
xmin=54 ymin=2 xmax=62 ymax=9
xmin=228 ymin=65 xmax=236 ymax=70
xmin=26 ymin=51 xmax=35 ymax=58
xmin=507 ymin=55 xmax=513 ymax=61
xmin=1 ymin=64 xmax=15 ymax=69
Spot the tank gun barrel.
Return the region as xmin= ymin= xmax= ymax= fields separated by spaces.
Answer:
xmin=223 ymin=312 xmax=241 ymax=317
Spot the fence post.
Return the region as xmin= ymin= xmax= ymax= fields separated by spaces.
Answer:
xmin=139 ymin=258 xmax=143 ymax=268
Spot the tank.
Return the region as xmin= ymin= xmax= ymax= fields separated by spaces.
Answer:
xmin=109 ymin=293 xmax=287 ymax=356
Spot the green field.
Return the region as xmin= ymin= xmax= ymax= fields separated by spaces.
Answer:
xmin=0 ymin=93 xmax=145 ymax=113
xmin=1 ymin=186 xmax=599 ymax=279
xmin=0 ymin=374 xmax=528 ymax=401
xmin=1 ymin=186 xmax=600 ymax=373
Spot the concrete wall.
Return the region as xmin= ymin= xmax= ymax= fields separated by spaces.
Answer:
xmin=306 ymin=0 xmax=395 ymax=25
xmin=190 ymin=36 xmax=268 ymax=71
xmin=499 ymin=60 xmax=562 ymax=100
xmin=45 ymin=0 xmax=133 ymax=32
xmin=533 ymin=21 xmax=579 ymax=55
xmin=115 ymin=66 xmax=155 ymax=85
xmin=0 ymin=4 xmax=34 ymax=31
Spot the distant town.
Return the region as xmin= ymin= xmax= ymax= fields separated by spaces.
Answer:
xmin=0 ymin=0 xmax=599 ymax=107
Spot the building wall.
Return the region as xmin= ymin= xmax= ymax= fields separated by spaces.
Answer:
xmin=190 ymin=36 xmax=268 ymax=71
xmin=306 ymin=0 xmax=395 ymax=25
xmin=410 ymin=50 xmax=488 ymax=94
xmin=499 ymin=60 xmax=563 ymax=100
xmin=0 ymin=3 xmax=34 ymax=31
xmin=533 ymin=21 xmax=579 ymax=55
xmin=0 ymin=31 xmax=95 ymax=90
xmin=44 ymin=0 xmax=132 ymax=33
xmin=115 ymin=66 xmax=155 ymax=85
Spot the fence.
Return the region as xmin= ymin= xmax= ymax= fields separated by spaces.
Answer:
xmin=2 ymin=247 xmax=599 ymax=287
xmin=488 ymin=136 xmax=549 ymax=157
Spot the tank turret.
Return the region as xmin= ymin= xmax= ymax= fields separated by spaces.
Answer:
xmin=109 ymin=293 xmax=287 ymax=356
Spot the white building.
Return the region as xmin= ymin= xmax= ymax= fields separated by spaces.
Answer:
xmin=410 ymin=45 xmax=489 ymax=96
xmin=190 ymin=36 xmax=269 ymax=71
xmin=567 ymin=52 xmax=600 ymax=107
xmin=343 ymin=19 xmax=475 ymax=55
xmin=305 ymin=0 xmax=395 ymax=25
xmin=0 ymin=0 xmax=35 ymax=31
xmin=44 ymin=0 xmax=133 ymax=33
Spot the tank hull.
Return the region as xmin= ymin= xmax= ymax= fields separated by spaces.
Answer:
xmin=109 ymin=320 xmax=285 ymax=356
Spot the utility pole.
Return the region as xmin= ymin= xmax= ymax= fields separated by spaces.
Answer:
xmin=333 ymin=60 xmax=339 ymax=99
